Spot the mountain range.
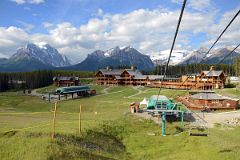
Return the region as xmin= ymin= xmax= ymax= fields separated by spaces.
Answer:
xmin=181 ymin=47 xmax=240 ymax=65
xmin=151 ymin=47 xmax=240 ymax=65
xmin=0 ymin=43 xmax=71 ymax=72
xmin=64 ymin=46 xmax=155 ymax=71
xmin=0 ymin=43 xmax=239 ymax=72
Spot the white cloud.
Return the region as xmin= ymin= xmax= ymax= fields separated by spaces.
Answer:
xmin=16 ymin=20 xmax=35 ymax=32
xmin=42 ymin=22 xmax=54 ymax=29
xmin=171 ymin=0 xmax=213 ymax=12
xmin=0 ymin=26 xmax=28 ymax=56
xmin=91 ymin=8 xmax=104 ymax=17
xmin=188 ymin=0 xmax=212 ymax=12
xmin=0 ymin=7 xmax=238 ymax=62
xmin=11 ymin=0 xmax=44 ymax=4
xmin=202 ymin=9 xmax=240 ymax=47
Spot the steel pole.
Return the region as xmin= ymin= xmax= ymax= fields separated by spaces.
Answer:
xmin=162 ymin=112 xmax=166 ymax=136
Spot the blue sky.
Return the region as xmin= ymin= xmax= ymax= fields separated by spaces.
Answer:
xmin=0 ymin=0 xmax=239 ymax=62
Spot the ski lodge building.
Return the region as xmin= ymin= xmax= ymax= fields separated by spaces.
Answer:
xmin=95 ymin=66 xmax=226 ymax=90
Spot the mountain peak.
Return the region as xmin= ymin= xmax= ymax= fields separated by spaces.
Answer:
xmin=25 ymin=43 xmax=38 ymax=49
xmin=122 ymin=45 xmax=135 ymax=52
xmin=10 ymin=43 xmax=71 ymax=67
xmin=198 ymin=46 xmax=208 ymax=53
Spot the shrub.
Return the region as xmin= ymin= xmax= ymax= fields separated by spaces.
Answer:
xmin=225 ymin=83 xmax=237 ymax=88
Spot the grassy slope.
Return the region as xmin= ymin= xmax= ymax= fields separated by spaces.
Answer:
xmin=0 ymin=86 xmax=240 ymax=159
xmin=123 ymin=116 xmax=240 ymax=160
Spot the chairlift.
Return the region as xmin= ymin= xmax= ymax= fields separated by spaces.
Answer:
xmin=189 ymin=126 xmax=208 ymax=136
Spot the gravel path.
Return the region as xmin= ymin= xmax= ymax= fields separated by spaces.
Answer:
xmin=31 ymin=89 xmax=42 ymax=96
xmin=188 ymin=109 xmax=240 ymax=128
xmin=101 ymin=86 xmax=110 ymax=94
xmin=203 ymin=110 xmax=240 ymax=128
xmin=127 ymin=86 xmax=143 ymax=98
xmin=135 ymin=112 xmax=161 ymax=124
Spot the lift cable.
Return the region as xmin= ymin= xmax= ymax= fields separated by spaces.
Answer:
xmin=155 ymin=0 xmax=187 ymax=104
xmin=216 ymin=44 xmax=240 ymax=65
xmin=168 ymin=9 xmax=240 ymax=98
xmin=201 ymin=9 xmax=240 ymax=61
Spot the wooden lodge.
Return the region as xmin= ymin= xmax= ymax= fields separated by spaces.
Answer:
xmin=95 ymin=68 xmax=164 ymax=86
xmin=53 ymin=76 xmax=80 ymax=87
xmin=95 ymin=66 xmax=227 ymax=90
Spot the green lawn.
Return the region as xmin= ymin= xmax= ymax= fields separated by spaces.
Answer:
xmin=0 ymin=86 xmax=240 ymax=160
xmin=215 ymin=88 xmax=240 ymax=97
xmin=35 ymin=85 xmax=58 ymax=94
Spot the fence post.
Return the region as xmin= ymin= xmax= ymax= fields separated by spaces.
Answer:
xmin=48 ymin=93 xmax=51 ymax=102
xmin=79 ymin=104 xmax=82 ymax=134
xmin=51 ymin=102 xmax=57 ymax=139
xmin=94 ymin=111 xmax=97 ymax=128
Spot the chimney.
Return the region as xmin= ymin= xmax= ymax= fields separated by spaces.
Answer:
xmin=131 ymin=66 xmax=134 ymax=70
xmin=210 ymin=66 xmax=215 ymax=71
xmin=106 ymin=66 xmax=109 ymax=70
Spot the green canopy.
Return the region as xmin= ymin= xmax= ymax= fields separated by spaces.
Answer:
xmin=147 ymin=95 xmax=176 ymax=110
xmin=56 ymin=85 xmax=90 ymax=94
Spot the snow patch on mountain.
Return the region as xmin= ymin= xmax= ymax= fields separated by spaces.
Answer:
xmin=151 ymin=50 xmax=190 ymax=65
xmin=104 ymin=48 xmax=115 ymax=57
xmin=102 ymin=46 xmax=135 ymax=58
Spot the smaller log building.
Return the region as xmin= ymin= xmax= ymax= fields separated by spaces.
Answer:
xmin=176 ymin=91 xmax=239 ymax=110
xmin=53 ymin=76 xmax=80 ymax=87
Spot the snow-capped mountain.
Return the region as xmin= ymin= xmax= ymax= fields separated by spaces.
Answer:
xmin=65 ymin=46 xmax=155 ymax=71
xmin=201 ymin=47 xmax=240 ymax=64
xmin=151 ymin=50 xmax=190 ymax=65
xmin=179 ymin=47 xmax=208 ymax=65
xmin=150 ymin=46 xmax=240 ymax=65
xmin=10 ymin=43 xmax=71 ymax=67
xmin=0 ymin=43 xmax=72 ymax=72
xmin=180 ymin=47 xmax=240 ymax=65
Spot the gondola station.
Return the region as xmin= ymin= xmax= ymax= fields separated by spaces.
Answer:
xmin=55 ymin=85 xmax=96 ymax=100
